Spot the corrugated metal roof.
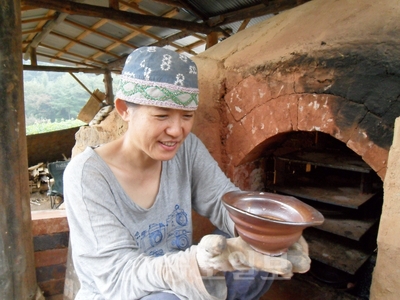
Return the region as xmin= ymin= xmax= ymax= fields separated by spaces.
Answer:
xmin=21 ymin=0 xmax=309 ymax=71
xmin=188 ymin=0 xmax=262 ymax=17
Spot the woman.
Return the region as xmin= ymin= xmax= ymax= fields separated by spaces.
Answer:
xmin=64 ymin=46 xmax=310 ymax=299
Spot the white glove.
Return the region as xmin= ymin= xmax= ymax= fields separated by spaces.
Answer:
xmin=196 ymin=234 xmax=310 ymax=278
xmin=280 ymin=235 xmax=310 ymax=278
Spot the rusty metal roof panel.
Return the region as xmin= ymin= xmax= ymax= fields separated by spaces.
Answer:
xmin=187 ymin=0 xmax=262 ymax=17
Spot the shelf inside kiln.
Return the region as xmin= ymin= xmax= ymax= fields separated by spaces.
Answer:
xmin=303 ymin=228 xmax=375 ymax=275
xmin=276 ymin=151 xmax=372 ymax=173
xmin=316 ymin=216 xmax=379 ymax=241
xmin=272 ymin=184 xmax=377 ymax=209
xmin=272 ymin=144 xmax=382 ymax=278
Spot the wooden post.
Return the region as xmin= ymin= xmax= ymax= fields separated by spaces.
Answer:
xmin=206 ymin=31 xmax=218 ymax=49
xmin=0 ymin=0 xmax=38 ymax=299
xmin=104 ymin=69 xmax=114 ymax=106
xmin=30 ymin=47 xmax=38 ymax=66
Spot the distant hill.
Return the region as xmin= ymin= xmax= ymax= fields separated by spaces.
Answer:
xmin=23 ymin=69 xmax=118 ymax=126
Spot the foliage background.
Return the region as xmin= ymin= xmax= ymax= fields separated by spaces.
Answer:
xmin=23 ymin=70 xmax=119 ymax=134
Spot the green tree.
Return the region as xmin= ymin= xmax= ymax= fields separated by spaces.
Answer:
xmin=24 ymin=70 xmax=105 ymax=124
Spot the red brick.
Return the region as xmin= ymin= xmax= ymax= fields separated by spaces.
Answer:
xmin=225 ymin=94 xmax=297 ymax=167
xmin=31 ymin=210 xmax=69 ymax=236
xmin=38 ymin=278 xmax=65 ymax=297
xmin=45 ymin=294 xmax=64 ymax=300
xmin=34 ymin=248 xmax=68 ymax=268
xmin=36 ymin=263 xmax=67 ymax=283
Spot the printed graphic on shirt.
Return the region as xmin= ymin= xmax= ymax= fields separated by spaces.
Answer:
xmin=134 ymin=205 xmax=191 ymax=256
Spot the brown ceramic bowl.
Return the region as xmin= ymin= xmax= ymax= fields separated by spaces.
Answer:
xmin=222 ymin=191 xmax=324 ymax=255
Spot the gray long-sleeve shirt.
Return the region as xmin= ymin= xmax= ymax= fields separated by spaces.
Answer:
xmin=64 ymin=133 xmax=239 ymax=299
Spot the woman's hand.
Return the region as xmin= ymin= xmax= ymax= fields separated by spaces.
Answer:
xmin=196 ymin=235 xmax=310 ymax=278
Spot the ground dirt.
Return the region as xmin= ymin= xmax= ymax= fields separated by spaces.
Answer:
xmin=30 ymin=191 xmax=64 ymax=211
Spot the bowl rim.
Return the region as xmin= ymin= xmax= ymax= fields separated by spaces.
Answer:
xmin=222 ymin=191 xmax=325 ymax=226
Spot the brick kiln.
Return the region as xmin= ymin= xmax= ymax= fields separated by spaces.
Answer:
xmin=191 ymin=0 xmax=400 ymax=298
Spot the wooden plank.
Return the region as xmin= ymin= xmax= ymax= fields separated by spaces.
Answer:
xmin=304 ymin=229 xmax=374 ymax=275
xmin=23 ymin=64 xmax=106 ymax=74
xmin=35 ymin=52 xmax=102 ymax=68
xmin=316 ymin=217 xmax=379 ymax=241
xmin=276 ymin=151 xmax=371 ymax=173
xmin=272 ymin=184 xmax=376 ymax=209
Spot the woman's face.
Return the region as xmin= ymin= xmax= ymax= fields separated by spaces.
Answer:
xmin=127 ymin=105 xmax=195 ymax=161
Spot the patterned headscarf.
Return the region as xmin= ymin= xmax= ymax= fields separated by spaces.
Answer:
xmin=116 ymin=46 xmax=199 ymax=111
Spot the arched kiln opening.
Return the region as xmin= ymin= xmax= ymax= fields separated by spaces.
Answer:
xmin=232 ymin=131 xmax=383 ymax=299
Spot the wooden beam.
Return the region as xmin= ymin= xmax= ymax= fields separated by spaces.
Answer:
xmin=238 ymin=19 xmax=251 ymax=32
xmin=29 ymin=47 xmax=37 ymax=65
xmin=119 ymin=0 xmax=153 ymax=15
xmin=148 ymin=0 xmax=205 ymax=19
xmin=22 ymin=28 xmax=41 ymax=35
xmin=148 ymin=0 xmax=209 ymax=20
xmin=148 ymin=0 xmax=184 ymax=7
xmin=69 ymin=72 xmax=103 ymax=103
xmin=53 ymin=18 xmax=108 ymax=60
xmin=50 ymin=31 xmax=121 ymax=59
xmin=150 ymin=30 xmax=193 ymax=47
xmin=205 ymin=32 xmax=218 ymax=49
xmin=184 ymin=39 xmax=205 ymax=52
xmin=111 ymin=8 xmax=197 ymax=56
xmin=77 ymin=1 xmax=153 ymax=63
xmin=175 ymin=0 xmax=207 ymax=20
xmin=104 ymin=69 xmax=114 ymax=105
xmin=35 ymin=52 xmax=104 ymax=68
xmin=39 ymin=43 xmax=108 ymax=66
xmin=109 ymin=0 xmax=119 ymax=10
xmin=63 ymin=19 xmax=136 ymax=48
xmin=22 ymin=0 xmax=213 ymax=34
xmin=23 ymin=11 xmax=68 ymax=60
xmin=106 ymin=55 xmax=128 ymax=71
xmin=22 ymin=9 xmax=56 ymax=51
xmin=23 ymin=64 xmax=107 ymax=73
xmin=21 ymin=15 xmax=54 ymax=23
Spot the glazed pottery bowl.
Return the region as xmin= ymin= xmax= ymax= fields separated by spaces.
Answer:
xmin=222 ymin=191 xmax=324 ymax=255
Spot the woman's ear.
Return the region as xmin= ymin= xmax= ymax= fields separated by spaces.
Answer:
xmin=114 ymin=99 xmax=130 ymax=121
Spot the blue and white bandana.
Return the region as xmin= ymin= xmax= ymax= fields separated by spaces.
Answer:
xmin=116 ymin=46 xmax=199 ymax=111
